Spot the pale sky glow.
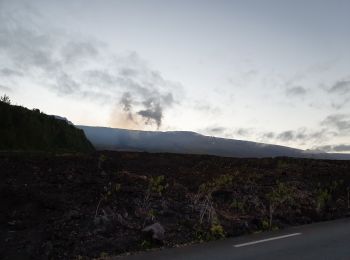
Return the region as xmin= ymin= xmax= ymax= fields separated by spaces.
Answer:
xmin=1 ymin=0 xmax=350 ymax=152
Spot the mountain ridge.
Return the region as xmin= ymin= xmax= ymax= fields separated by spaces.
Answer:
xmin=77 ymin=125 xmax=350 ymax=160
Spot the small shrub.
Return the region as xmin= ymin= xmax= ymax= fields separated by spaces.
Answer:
xmin=261 ymin=219 xmax=270 ymax=230
xmin=210 ymin=221 xmax=225 ymax=239
xmin=194 ymin=174 xmax=235 ymax=225
xmin=198 ymin=174 xmax=234 ymax=195
xmin=315 ymin=188 xmax=331 ymax=213
xmin=194 ymin=220 xmax=226 ymax=242
xmin=140 ymin=175 xmax=167 ymax=225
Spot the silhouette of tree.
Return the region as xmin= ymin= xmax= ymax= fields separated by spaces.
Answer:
xmin=0 ymin=94 xmax=11 ymax=104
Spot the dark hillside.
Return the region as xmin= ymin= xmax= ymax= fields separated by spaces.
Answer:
xmin=0 ymin=101 xmax=94 ymax=153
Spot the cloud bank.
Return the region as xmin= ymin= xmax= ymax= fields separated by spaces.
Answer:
xmin=0 ymin=2 xmax=180 ymax=129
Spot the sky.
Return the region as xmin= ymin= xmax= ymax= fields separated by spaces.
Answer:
xmin=1 ymin=0 xmax=350 ymax=152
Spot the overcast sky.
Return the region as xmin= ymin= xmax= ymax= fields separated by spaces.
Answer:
xmin=1 ymin=0 xmax=350 ymax=152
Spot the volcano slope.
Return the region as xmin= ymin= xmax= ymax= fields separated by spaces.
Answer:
xmin=1 ymin=151 xmax=350 ymax=259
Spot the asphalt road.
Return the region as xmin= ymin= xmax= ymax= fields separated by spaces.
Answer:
xmin=119 ymin=218 xmax=350 ymax=260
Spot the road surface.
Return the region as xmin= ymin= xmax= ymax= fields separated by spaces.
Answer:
xmin=119 ymin=218 xmax=350 ymax=260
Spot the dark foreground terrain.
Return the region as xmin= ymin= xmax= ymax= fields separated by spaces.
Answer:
xmin=1 ymin=151 xmax=350 ymax=259
xmin=120 ymin=218 xmax=350 ymax=260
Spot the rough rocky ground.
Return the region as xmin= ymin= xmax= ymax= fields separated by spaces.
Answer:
xmin=1 ymin=151 xmax=350 ymax=259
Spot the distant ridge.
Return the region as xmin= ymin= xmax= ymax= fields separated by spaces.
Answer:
xmin=78 ymin=125 xmax=350 ymax=160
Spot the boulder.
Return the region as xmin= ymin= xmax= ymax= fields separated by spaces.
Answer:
xmin=142 ymin=222 xmax=165 ymax=241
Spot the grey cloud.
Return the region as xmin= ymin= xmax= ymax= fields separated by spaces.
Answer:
xmin=161 ymin=93 xmax=175 ymax=105
xmin=226 ymin=128 xmax=303 ymax=142
xmin=314 ymin=144 xmax=350 ymax=152
xmin=331 ymin=144 xmax=350 ymax=152
xmin=61 ymin=41 xmax=99 ymax=64
xmin=55 ymin=72 xmax=80 ymax=95
xmin=277 ymin=131 xmax=294 ymax=141
xmin=137 ymin=102 xmax=163 ymax=128
xmin=0 ymin=68 xmax=23 ymax=77
xmin=205 ymin=127 xmax=226 ymax=135
xmin=285 ymin=61 xmax=335 ymax=86
xmin=307 ymin=130 xmax=332 ymax=140
xmin=84 ymin=70 xmax=116 ymax=87
xmin=112 ymin=70 xmax=177 ymax=127
xmin=0 ymin=84 xmax=11 ymax=92
xmin=286 ymin=86 xmax=307 ymax=97
xmin=193 ymin=101 xmax=221 ymax=115
xmin=79 ymin=90 xmax=113 ymax=104
xmin=254 ymin=127 xmax=331 ymax=145
xmin=262 ymin=132 xmax=275 ymax=139
xmin=137 ymin=93 xmax=175 ymax=128
xmin=235 ymin=128 xmax=252 ymax=136
xmin=0 ymin=17 xmax=57 ymax=72
xmin=328 ymin=80 xmax=350 ymax=95
xmin=120 ymin=92 xmax=134 ymax=121
xmin=275 ymin=129 xmax=330 ymax=143
xmin=0 ymin=13 xmax=71 ymax=95
xmin=326 ymin=80 xmax=350 ymax=109
xmin=321 ymin=114 xmax=350 ymax=133
xmin=203 ymin=127 xmax=254 ymax=138
xmin=0 ymin=3 xmax=180 ymax=128
xmin=331 ymin=97 xmax=350 ymax=110
xmin=202 ymin=126 xmax=332 ymax=148
xmin=120 ymin=68 xmax=138 ymax=77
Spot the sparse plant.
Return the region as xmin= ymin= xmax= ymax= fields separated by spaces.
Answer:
xmin=197 ymin=174 xmax=235 ymax=201
xmin=140 ymin=175 xmax=167 ymax=225
xmin=95 ymin=181 xmax=121 ymax=220
xmin=143 ymin=175 xmax=167 ymax=207
xmin=267 ymin=181 xmax=295 ymax=229
xmin=313 ymin=180 xmax=346 ymax=213
xmin=149 ymin=175 xmax=167 ymax=195
xmin=198 ymin=195 xmax=216 ymax=224
xmin=315 ymin=187 xmax=331 ymax=213
xmin=194 ymin=174 xmax=234 ymax=224
xmin=314 ymin=180 xmax=341 ymax=213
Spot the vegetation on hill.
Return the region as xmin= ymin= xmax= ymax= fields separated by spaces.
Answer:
xmin=0 ymin=95 xmax=94 ymax=153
